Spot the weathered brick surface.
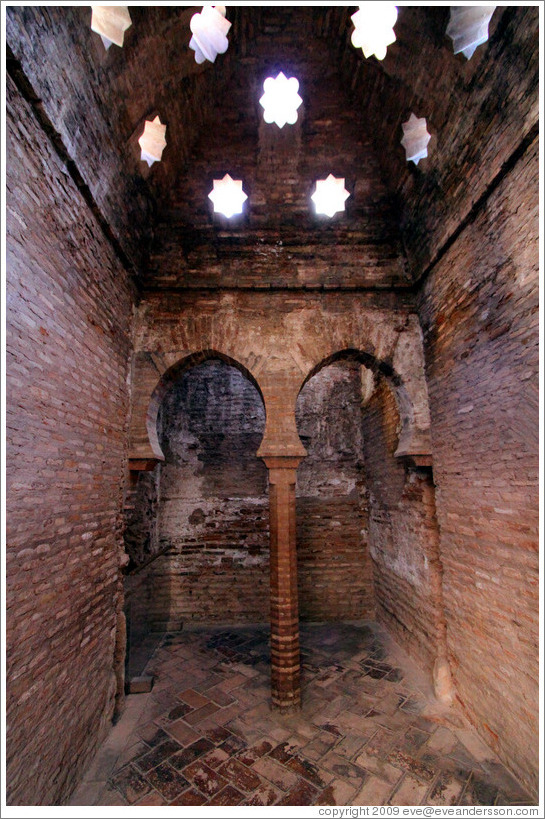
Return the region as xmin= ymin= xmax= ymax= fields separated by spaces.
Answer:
xmin=6 ymin=76 xmax=133 ymax=805
xmin=130 ymin=359 xmax=378 ymax=628
xmin=331 ymin=6 xmax=539 ymax=276
xmin=131 ymin=291 xmax=430 ymax=466
xmin=418 ymin=138 xmax=539 ymax=796
xmin=7 ymin=6 xmax=537 ymax=285
xmin=296 ymin=361 xmax=374 ymax=621
xmin=124 ymin=467 xmax=160 ymax=569
xmin=5 ymin=2 xmax=539 ymax=805
xmin=128 ymin=293 xmax=434 ymax=713
xmin=6 ymin=5 xmax=150 ymax=271
xmin=149 ymin=6 xmax=407 ymax=290
xmin=144 ymin=361 xmax=270 ymax=626
xmin=362 ymin=379 xmax=444 ymax=673
xmin=5 ymin=6 xmax=254 ymax=273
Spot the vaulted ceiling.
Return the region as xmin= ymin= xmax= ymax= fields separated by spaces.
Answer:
xmin=6 ymin=5 xmax=539 ymax=286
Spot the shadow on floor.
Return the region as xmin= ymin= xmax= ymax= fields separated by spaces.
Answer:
xmin=70 ymin=621 xmax=534 ymax=807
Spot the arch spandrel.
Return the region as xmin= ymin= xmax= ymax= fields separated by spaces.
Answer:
xmin=129 ymin=296 xmax=432 ymax=466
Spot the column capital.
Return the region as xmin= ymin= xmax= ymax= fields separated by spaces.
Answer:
xmin=128 ymin=457 xmax=163 ymax=472
xmin=257 ymin=438 xmax=307 ymax=461
xmin=261 ymin=455 xmax=305 ymax=474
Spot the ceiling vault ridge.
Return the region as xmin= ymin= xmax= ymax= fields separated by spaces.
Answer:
xmin=415 ymin=119 xmax=539 ymax=291
xmin=6 ymin=43 xmax=139 ymax=287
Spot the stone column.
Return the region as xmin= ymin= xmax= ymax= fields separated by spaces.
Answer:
xmin=263 ymin=455 xmax=303 ymax=710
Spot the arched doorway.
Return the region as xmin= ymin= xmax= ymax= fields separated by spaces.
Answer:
xmin=295 ymin=356 xmax=374 ymax=622
xmin=294 ymin=349 xmax=451 ymax=702
xmin=124 ymin=354 xmax=268 ymax=686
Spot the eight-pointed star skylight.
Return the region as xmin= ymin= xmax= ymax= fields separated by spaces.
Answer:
xmin=138 ymin=116 xmax=167 ymax=167
xmin=351 ymin=3 xmax=398 ymax=60
xmin=446 ymin=6 xmax=496 ymax=60
xmin=311 ymin=175 xmax=350 ymax=218
xmin=259 ymin=72 xmax=303 ymax=128
xmin=189 ymin=5 xmax=231 ymax=64
xmin=208 ymin=174 xmax=248 ymax=218
xmin=400 ymin=113 xmax=431 ymax=165
xmin=90 ymin=5 xmax=132 ymax=49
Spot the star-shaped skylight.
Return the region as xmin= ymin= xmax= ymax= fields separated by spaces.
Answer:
xmin=138 ymin=116 xmax=167 ymax=167
xmin=208 ymin=174 xmax=248 ymax=218
xmin=351 ymin=3 xmax=398 ymax=61
xmin=90 ymin=5 xmax=132 ymax=50
xmin=259 ymin=72 xmax=303 ymax=128
xmin=311 ymin=175 xmax=350 ymax=218
xmin=400 ymin=113 xmax=431 ymax=165
xmin=189 ymin=5 xmax=231 ymax=64
xmin=446 ymin=6 xmax=496 ymax=60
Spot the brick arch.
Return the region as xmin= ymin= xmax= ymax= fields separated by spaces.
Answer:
xmin=298 ymin=348 xmax=375 ymax=387
xmin=297 ymin=347 xmax=424 ymax=461
xmin=130 ymin=296 xmax=431 ymax=465
xmin=146 ymin=349 xmax=266 ymax=461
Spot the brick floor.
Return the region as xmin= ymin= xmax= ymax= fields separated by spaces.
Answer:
xmin=70 ymin=622 xmax=533 ymax=806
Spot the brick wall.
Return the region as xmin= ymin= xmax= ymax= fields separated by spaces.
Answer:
xmin=131 ymin=358 xmax=377 ymax=628
xmin=124 ymin=466 xmax=161 ymax=569
xmin=130 ymin=291 xmax=427 ymax=468
xmin=362 ymin=379 xmax=444 ymax=673
xmin=145 ymin=361 xmax=270 ymax=626
xmin=418 ymin=137 xmax=539 ymax=796
xmin=7 ymin=5 xmax=536 ymax=287
xmin=129 ymin=290 xmax=433 ymax=649
xmin=296 ymin=360 xmax=374 ymax=621
xmin=6 ymin=3 xmax=538 ymax=803
xmin=6 ymin=76 xmax=133 ymax=805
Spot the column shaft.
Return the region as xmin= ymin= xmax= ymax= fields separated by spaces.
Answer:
xmin=266 ymin=458 xmax=302 ymax=710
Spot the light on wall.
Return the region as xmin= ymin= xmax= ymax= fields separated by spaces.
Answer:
xmin=446 ymin=6 xmax=496 ymax=60
xmin=189 ymin=5 xmax=231 ymax=64
xmin=90 ymin=5 xmax=132 ymax=49
xmin=259 ymin=72 xmax=303 ymax=128
xmin=311 ymin=174 xmax=350 ymax=218
xmin=400 ymin=113 xmax=431 ymax=165
xmin=138 ymin=116 xmax=167 ymax=167
xmin=351 ymin=3 xmax=398 ymax=60
xmin=208 ymin=174 xmax=248 ymax=218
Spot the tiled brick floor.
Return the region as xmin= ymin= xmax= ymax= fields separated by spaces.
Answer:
xmin=70 ymin=622 xmax=533 ymax=806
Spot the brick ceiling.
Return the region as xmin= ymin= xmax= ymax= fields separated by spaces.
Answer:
xmin=6 ymin=5 xmax=538 ymax=286
xmin=106 ymin=5 xmax=458 ymax=206
xmin=98 ymin=5 xmax=502 ymax=203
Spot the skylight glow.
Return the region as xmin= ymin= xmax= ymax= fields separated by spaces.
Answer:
xmin=138 ymin=116 xmax=167 ymax=167
xmin=208 ymin=174 xmax=248 ymax=218
xmin=311 ymin=174 xmax=350 ymax=218
xmin=400 ymin=113 xmax=431 ymax=165
xmin=90 ymin=5 xmax=132 ymax=49
xmin=351 ymin=3 xmax=398 ymax=61
xmin=189 ymin=5 xmax=231 ymax=64
xmin=446 ymin=6 xmax=496 ymax=60
xmin=259 ymin=72 xmax=303 ymax=128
